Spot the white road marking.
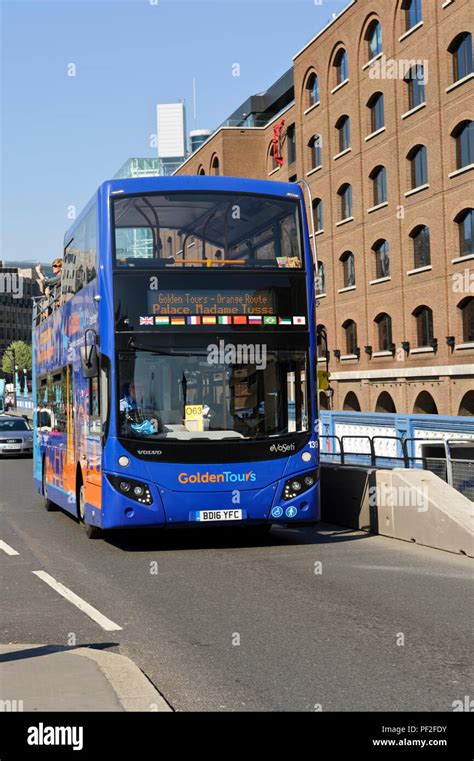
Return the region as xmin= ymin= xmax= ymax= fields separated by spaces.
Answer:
xmin=32 ymin=570 xmax=123 ymax=632
xmin=0 ymin=540 xmax=20 ymax=556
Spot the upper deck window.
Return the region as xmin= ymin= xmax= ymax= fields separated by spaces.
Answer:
xmin=112 ymin=192 xmax=304 ymax=270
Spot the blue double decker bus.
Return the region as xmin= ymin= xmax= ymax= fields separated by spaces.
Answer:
xmin=33 ymin=176 xmax=320 ymax=538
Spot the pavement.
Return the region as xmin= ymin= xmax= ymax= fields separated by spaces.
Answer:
xmin=1 ymin=457 xmax=473 ymax=711
xmin=0 ymin=644 xmax=170 ymax=712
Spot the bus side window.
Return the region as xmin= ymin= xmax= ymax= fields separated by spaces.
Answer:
xmin=89 ymin=374 xmax=101 ymax=436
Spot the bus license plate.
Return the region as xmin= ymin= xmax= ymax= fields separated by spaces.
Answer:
xmin=197 ymin=509 xmax=242 ymax=522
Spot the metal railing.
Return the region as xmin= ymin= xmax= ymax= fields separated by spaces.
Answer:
xmin=320 ymin=434 xmax=474 ymax=501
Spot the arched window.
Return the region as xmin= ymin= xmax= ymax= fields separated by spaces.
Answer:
xmin=410 ymin=225 xmax=431 ymax=268
xmin=316 ymin=262 xmax=326 ymax=295
xmin=402 ymin=0 xmax=422 ymax=33
xmin=268 ymin=143 xmax=278 ymax=172
xmin=317 ymin=324 xmax=327 ymax=357
xmin=340 ymin=251 xmax=355 ymax=288
xmin=366 ymin=20 xmax=382 ymax=61
xmin=308 ymin=134 xmax=322 ymax=169
xmin=367 ymin=92 xmax=384 ymax=133
xmin=334 ymin=48 xmax=348 ymax=85
xmin=452 ymin=120 xmax=473 ymax=169
xmin=413 ymin=305 xmax=434 ymax=347
xmin=319 ymin=391 xmax=330 ymax=410
xmin=343 ymin=391 xmax=361 ymax=411
xmin=287 ymin=124 xmax=296 ymax=165
xmin=455 ymin=208 xmax=474 ymax=257
xmin=405 ymin=65 xmax=426 ymax=110
xmin=211 ymin=156 xmax=220 ymax=175
xmin=198 ymin=166 xmax=205 ymax=175
xmin=335 ymin=115 xmax=350 ymax=152
xmin=167 ymin=236 xmax=173 ymax=257
xmin=458 ymin=297 xmax=474 ymax=343
xmin=407 ymin=145 xmax=428 ymax=189
xmin=370 ymin=165 xmax=387 ymax=206
xmin=338 ymin=183 xmax=352 ymax=220
xmin=375 ymin=313 xmax=393 ymax=351
xmin=313 ymin=198 xmax=324 ymax=232
xmin=306 ymin=72 xmax=320 ymax=107
xmin=343 ymin=319 xmax=358 ymax=354
xmin=373 ymin=239 xmax=390 ymax=279
xmin=413 ymin=390 xmax=438 ymax=415
xmin=375 ymin=391 xmax=396 ymax=413
xmin=449 ymin=33 xmax=473 ymax=83
xmin=458 ymin=391 xmax=474 ymax=416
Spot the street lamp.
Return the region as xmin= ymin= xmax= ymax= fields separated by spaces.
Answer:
xmin=23 ymin=368 xmax=28 ymax=399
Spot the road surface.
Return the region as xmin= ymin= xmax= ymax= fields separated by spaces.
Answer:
xmin=1 ymin=457 xmax=472 ymax=711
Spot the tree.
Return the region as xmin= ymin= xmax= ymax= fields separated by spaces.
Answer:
xmin=1 ymin=341 xmax=32 ymax=375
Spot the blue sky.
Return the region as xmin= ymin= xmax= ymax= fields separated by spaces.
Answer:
xmin=1 ymin=0 xmax=347 ymax=263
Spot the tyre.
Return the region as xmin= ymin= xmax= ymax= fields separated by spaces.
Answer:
xmin=78 ymin=482 xmax=102 ymax=540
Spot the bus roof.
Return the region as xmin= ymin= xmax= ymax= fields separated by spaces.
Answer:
xmin=64 ymin=175 xmax=304 ymax=246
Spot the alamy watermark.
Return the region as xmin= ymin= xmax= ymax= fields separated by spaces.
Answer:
xmin=369 ymin=55 xmax=428 ymax=82
xmin=369 ymin=484 xmax=429 ymax=512
xmin=0 ymin=272 xmax=23 ymax=299
xmin=207 ymin=340 xmax=267 ymax=370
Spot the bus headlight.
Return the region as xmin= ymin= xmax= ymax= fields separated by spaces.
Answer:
xmin=282 ymin=470 xmax=318 ymax=501
xmin=107 ymin=475 xmax=153 ymax=505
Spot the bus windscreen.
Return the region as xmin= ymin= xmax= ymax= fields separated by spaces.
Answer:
xmin=118 ymin=347 xmax=309 ymax=441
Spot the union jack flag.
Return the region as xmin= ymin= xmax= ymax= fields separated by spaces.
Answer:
xmin=139 ymin=316 xmax=154 ymax=326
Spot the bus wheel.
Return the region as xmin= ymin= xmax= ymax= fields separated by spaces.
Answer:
xmin=42 ymin=464 xmax=56 ymax=512
xmin=78 ymin=483 xmax=102 ymax=540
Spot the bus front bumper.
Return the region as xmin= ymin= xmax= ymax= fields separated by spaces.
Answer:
xmin=99 ymin=473 xmax=320 ymax=530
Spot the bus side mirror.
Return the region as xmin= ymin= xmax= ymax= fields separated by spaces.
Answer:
xmin=80 ymin=345 xmax=99 ymax=378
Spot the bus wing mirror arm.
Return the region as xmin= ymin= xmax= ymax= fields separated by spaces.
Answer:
xmin=80 ymin=329 xmax=99 ymax=378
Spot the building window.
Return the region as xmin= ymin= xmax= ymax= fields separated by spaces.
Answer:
xmin=338 ymin=183 xmax=352 ymax=220
xmin=268 ymin=143 xmax=278 ymax=172
xmin=313 ymin=198 xmax=324 ymax=232
xmin=410 ymin=225 xmax=431 ymax=268
xmin=373 ymin=239 xmax=390 ymax=278
xmin=459 ymin=298 xmax=474 ymax=342
xmin=366 ymin=20 xmax=382 ymax=61
xmin=408 ymin=145 xmax=428 ymax=188
xmin=341 ymin=251 xmax=355 ymax=287
xmin=405 ymin=65 xmax=426 ymax=110
xmin=458 ymin=391 xmax=474 ymax=417
xmin=402 ymin=0 xmax=422 ymax=33
xmin=198 ymin=166 xmax=205 ymax=175
xmin=317 ymin=324 xmax=327 ymax=358
xmin=449 ymin=32 xmax=472 ymax=82
xmin=452 ymin=120 xmax=474 ymax=169
xmin=413 ymin=305 xmax=433 ymax=347
xmin=308 ymin=134 xmax=322 ymax=169
xmin=343 ymin=319 xmax=358 ymax=355
xmin=316 ymin=262 xmax=326 ymax=295
xmin=375 ymin=313 xmax=393 ymax=351
xmin=287 ymin=124 xmax=296 ymax=165
xmin=211 ymin=156 xmax=220 ymax=175
xmin=335 ymin=115 xmax=350 ymax=152
xmin=368 ymin=92 xmax=384 ymax=133
xmin=306 ymin=72 xmax=319 ymax=107
xmin=370 ymin=165 xmax=387 ymax=205
xmin=334 ymin=48 xmax=348 ymax=85
xmin=455 ymin=208 xmax=474 ymax=257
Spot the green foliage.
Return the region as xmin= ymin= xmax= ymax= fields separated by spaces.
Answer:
xmin=1 ymin=341 xmax=32 ymax=374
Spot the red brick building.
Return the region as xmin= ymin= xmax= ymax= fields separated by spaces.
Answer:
xmin=176 ymin=0 xmax=473 ymax=417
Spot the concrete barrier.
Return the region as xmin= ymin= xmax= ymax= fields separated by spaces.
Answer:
xmin=374 ymin=468 xmax=474 ymax=557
